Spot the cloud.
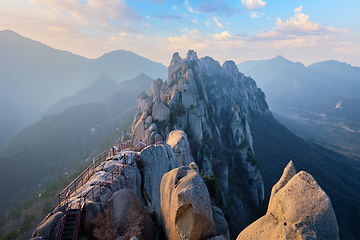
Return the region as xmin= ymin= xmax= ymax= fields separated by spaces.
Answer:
xmin=184 ymin=0 xmax=194 ymax=13
xmin=251 ymin=12 xmax=259 ymax=18
xmin=206 ymin=22 xmax=210 ymax=27
xmin=241 ymin=0 xmax=266 ymax=11
xmin=212 ymin=31 xmax=231 ymax=40
xmin=252 ymin=6 xmax=349 ymax=41
xmin=197 ymin=0 xmax=240 ymax=17
xmin=213 ymin=17 xmax=223 ymax=28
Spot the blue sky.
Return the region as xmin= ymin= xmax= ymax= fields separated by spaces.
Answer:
xmin=1 ymin=0 xmax=360 ymax=66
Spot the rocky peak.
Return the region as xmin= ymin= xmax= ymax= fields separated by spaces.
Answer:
xmin=131 ymin=50 xmax=268 ymax=235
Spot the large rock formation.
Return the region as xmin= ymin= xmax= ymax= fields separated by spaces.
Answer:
xmin=237 ymin=161 xmax=340 ymax=240
xmin=160 ymin=166 xmax=217 ymax=240
xmin=166 ymin=130 xmax=193 ymax=166
xmin=131 ymin=51 xmax=268 ymax=233
xmin=107 ymin=189 xmax=155 ymax=240
xmin=33 ymin=50 xmax=340 ymax=240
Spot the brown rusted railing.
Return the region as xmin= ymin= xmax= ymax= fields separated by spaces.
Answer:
xmin=58 ymin=139 xmax=164 ymax=205
xmin=58 ymin=150 xmax=110 ymax=205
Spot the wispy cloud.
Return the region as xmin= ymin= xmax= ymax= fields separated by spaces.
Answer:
xmin=241 ymin=0 xmax=266 ymax=11
xmin=213 ymin=17 xmax=223 ymax=28
xmin=184 ymin=0 xmax=194 ymax=13
xmin=251 ymin=12 xmax=260 ymax=19
xmin=252 ymin=6 xmax=349 ymax=41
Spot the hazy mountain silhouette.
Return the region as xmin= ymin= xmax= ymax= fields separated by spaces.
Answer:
xmin=308 ymin=60 xmax=360 ymax=85
xmin=238 ymin=56 xmax=360 ymax=163
xmin=237 ymin=55 xmax=360 ymax=113
xmin=40 ymin=72 xmax=121 ymax=117
xmin=0 ymin=30 xmax=166 ymax=149
xmin=0 ymin=73 xmax=153 ymax=211
xmin=84 ymin=50 xmax=166 ymax=82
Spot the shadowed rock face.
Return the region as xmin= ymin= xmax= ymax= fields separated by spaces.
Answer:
xmin=160 ymin=166 xmax=216 ymax=240
xmin=237 ymin=161 xmax=340 ymax=240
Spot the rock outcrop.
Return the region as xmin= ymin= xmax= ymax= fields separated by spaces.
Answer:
xmin=107 ymin=189 xmax=155 ymax=240
xmin=166 ymin=130 xmax=193 ymax=166
xmin=33 ymin=50 xmax=340 ymax=240
xmin=237 ymin=161 xmax=340 ymax=240
xmin=160 ymin=166 xmax=217 ymax=240
xmin=139 ymin=143 xmax=181 ymax=225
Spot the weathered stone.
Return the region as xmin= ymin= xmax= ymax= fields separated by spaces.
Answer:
xmin=152 ymin=101 xmax=170 ymax=122
xmin=212 ymin=206 xmax=230 ymax=240
xmin=107 ymin=189 xmax=155 ymax=240
xmin=206 ymin=236 xmax=227 ymax=240
xmin=168 ymin=90 xmax=180 ymax=109
xmin=83 ymin=201 xmax=101 ymax=235
xmin=132 ymin=118 xmax=145 ymax=141
xmin=237 ymin=163 xmax=339 ymax=240
xmin=182 ymin=87 xmax=197 ymax=109
xmin=32 ymin=211 xmax=63 ymax=239
xmin=100 ymin=187 xmax=112 ymax=207
xmin=150 ymin=78 xmax=163 ymax=98
xmin=188 ymin=112 xmax=202 ymax=143
xmin=144 ymin=115 xmax=153 ymax=129
xmin=268 ymin=160 xmax=296 ymax=211
xmin=121 ymin=163 xmax=143 ymax=204
xmin=140 ymin=98 xmax=152 ymax=114
xmin=160 ymin=166 xmax=216 ymax=240
xmin=145 ymin=123 xmax=158 ymax=140
xmin=139 ymin=144 xmax=180 ymax=216
xmin=166 ymin=130 xmax=193 ymax=166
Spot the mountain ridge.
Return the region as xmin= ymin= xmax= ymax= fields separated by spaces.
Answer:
xmin=0 ymin=30 xmax=167 ymax=149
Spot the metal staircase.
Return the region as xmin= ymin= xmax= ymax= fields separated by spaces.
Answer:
xmin=60 ymin=208 xmax=81 ymax=240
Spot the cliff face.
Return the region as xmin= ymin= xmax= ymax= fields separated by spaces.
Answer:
xmin=32 ymin=50 xmax=341 ymax=240
xmin=131 ymin=50 xmax=269 ymax=234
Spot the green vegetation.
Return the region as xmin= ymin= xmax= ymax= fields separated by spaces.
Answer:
xmin=20 ymin=214 xmax=35 ymax=232
xmin=202 ymin=172 xmax=217 ymax=198
xmin=171 ymin=104 xmax=186 ymax=117
xmin=0 ymin=214 xmax=35 ymax=240
xmin=42 ymin=203 xmax=54 ymax=216
xmin=0 ymin=213 xmax=5 ymax=227
xmin=245 ymin=148 xmax=258 ymax=167
xmin=169 ymin=111 xmax=178 ymax=127
xmin=189 ymin=163 xmax=198 ymax=171
xmin=238 ymin=140 xmax=247 ymax=150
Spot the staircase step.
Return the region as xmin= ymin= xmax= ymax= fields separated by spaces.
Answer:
xmin=61 ymin=236 xmax=74 ymax=240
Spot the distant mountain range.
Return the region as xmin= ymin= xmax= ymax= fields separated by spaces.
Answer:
xmin=238 ymin=55 xmax=360 ymax=121
xmin=0 ymin=73 xmax=154 ymax=211
xmin=238 ymin=56 xmax=360 ymax=160
xmin=0 ymin=30 xmax=166 ymax=149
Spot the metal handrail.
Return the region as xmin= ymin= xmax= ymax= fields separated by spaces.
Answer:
xmin=56 ymin=139 xmax=164 ymax=240
xmin=58 ymin=139 xmax=164 ymax=205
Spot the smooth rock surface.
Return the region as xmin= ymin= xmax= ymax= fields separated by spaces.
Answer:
xmin=237 ymin=162 xmax=339 ymax=240
xmin=107 ymin=189 xmax=155 ymax=240
xmin=160 ymin=166 xmax=216 ymax=240
xmin=166 ymin=130 xmax=193 ymax=166
xmin=32 ymin=211 xmax=63 ymax=239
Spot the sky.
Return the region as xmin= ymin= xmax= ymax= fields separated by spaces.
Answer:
xmin=1 ymin=0 xmax=360 ymax=67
